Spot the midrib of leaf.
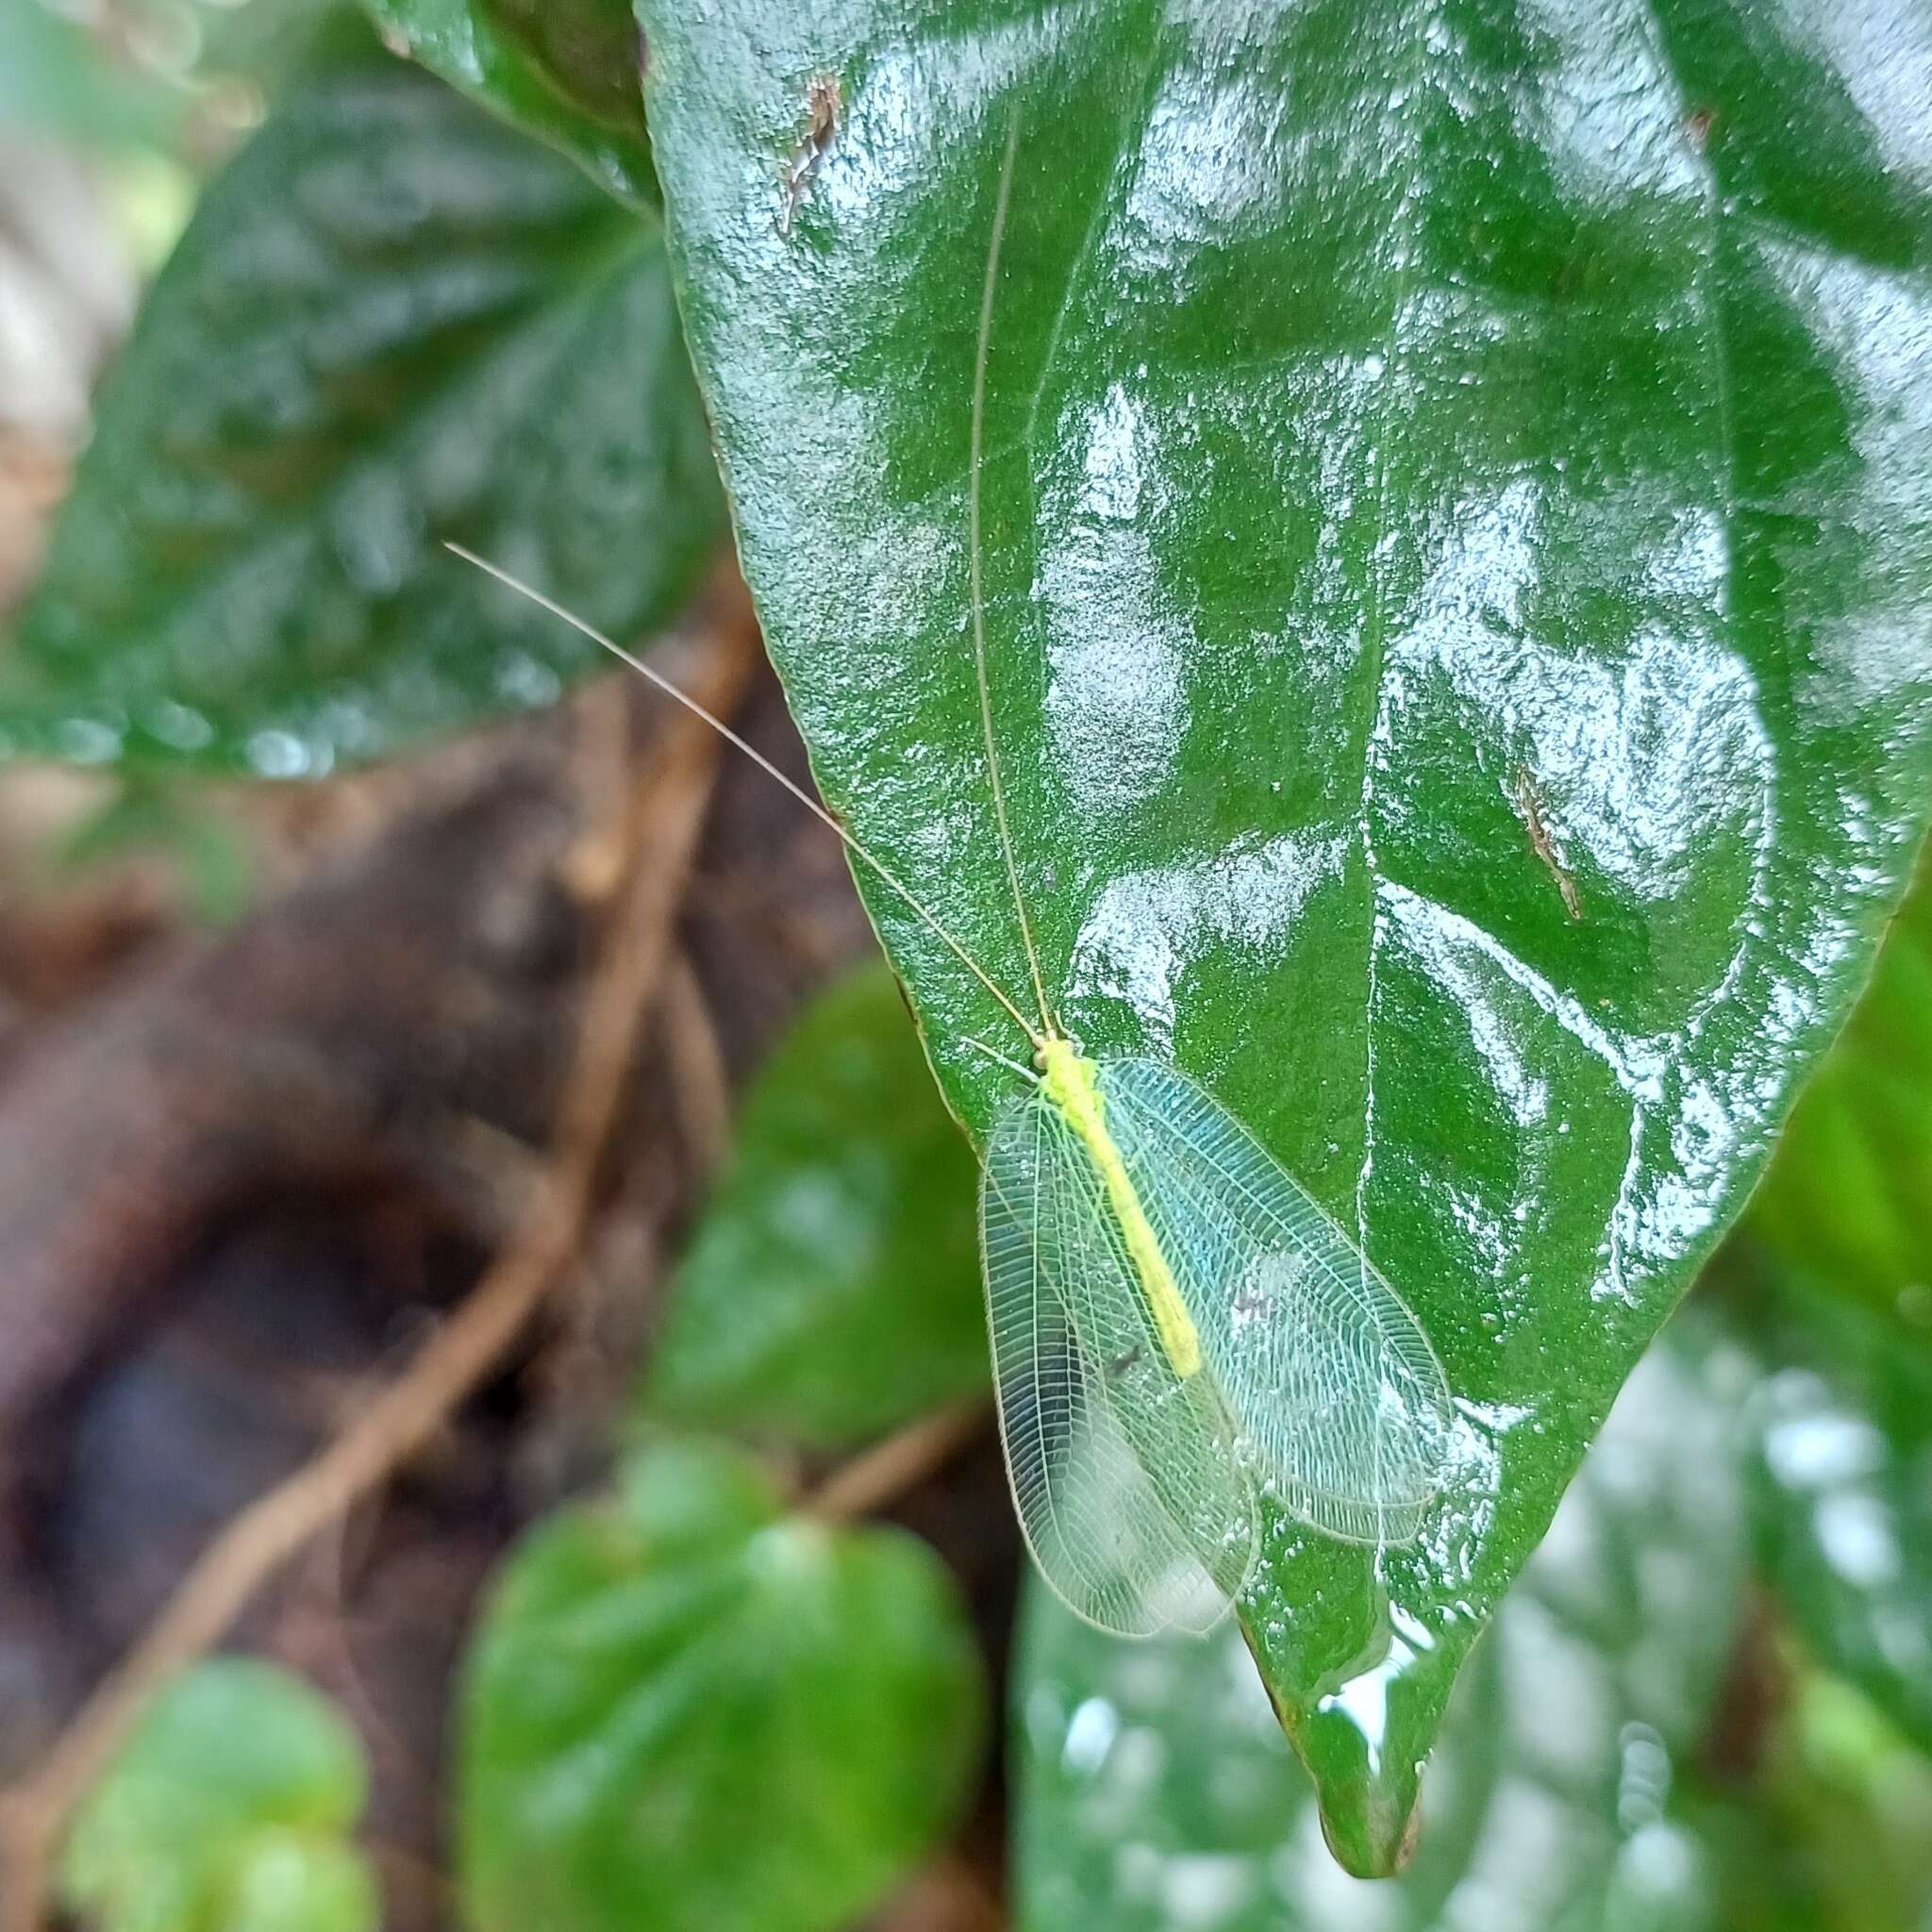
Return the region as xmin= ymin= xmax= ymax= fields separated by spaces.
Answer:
xmin=1353 ymin=8 xmax=1432 ymax=1262
xmin=1611 ymin=0 xmax=1753 ymax=1324
xmin=1633 ymin=0 xmax=1744 ymax=770
xmin=1234 ymin=1 xmax=1775 ymax=1868
xmin=1234 ymin=7 xmax=1443 ymax=1856
xmin=1016 ymin=11 xmax=1168 ymax=466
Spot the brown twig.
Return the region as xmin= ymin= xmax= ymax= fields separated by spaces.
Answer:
xmin=778 ymin=74 xmax=841 ymax=235
xmin=0 ymin=586 xmax=759 ymax=1931
xmin=1512 ymin=762 xmax=1582 ymax=920
xmin=662 ymin=947 xmax=732 ymax=1182
xmin=874 ymin=1851 xmax=1008 ymax=1932
xmin=808 ymin=1402 xmax=991 ymax=1524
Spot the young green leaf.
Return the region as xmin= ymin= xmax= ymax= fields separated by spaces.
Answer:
xmin=361 ymin=0 xmax=658 ymax=209
xmin=46 ymin=780 xmax=256 ymax=925
xmin=3 ymin=19 xmax=721 ymax=776
xmin=637 ymin=0 xmax=1932 ymax=1864
xmin=59 ymin=1657 xmax=376 ymax=1932
xmin=641 ymin=960 xmax=986 ymax=1448
xmin=458 ymin=1439 xmax=985 ymax=1932
xmin=1015 ymin=1324 xmax=1752 ymax=1927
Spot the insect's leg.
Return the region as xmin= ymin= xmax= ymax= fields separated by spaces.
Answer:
xmin=960 ymin=1036 xmax=1038 ymax=1081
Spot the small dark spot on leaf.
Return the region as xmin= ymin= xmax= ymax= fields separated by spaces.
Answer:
xmin=780 ymin=74 xmax=842 ymax=236
xmin=1684 ymin=106 xmax=1716 ymax=152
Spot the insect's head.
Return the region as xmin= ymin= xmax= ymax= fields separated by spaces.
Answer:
xmin=1030 ymin=1019 xmax=1085 ymax=1073
xmin=1034 ymin=1032 xmax=1091 ymax=1091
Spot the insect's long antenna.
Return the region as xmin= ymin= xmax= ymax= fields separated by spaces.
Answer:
xmin=447 ymin=543 xmax=1041 ymax=1048
xmin=970 ymin=111 xmax=1057 ymax=1038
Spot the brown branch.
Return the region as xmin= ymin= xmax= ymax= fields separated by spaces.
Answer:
xmin=808 ymin=1402 xmax=991 ymax=1524
xmin=662 ymin=947 xmax=732 ymax=1182
xmin=1512 ymin=762 xmax=1582 ymax=921
xmin=0 ymin=585 xmax=759 ymax=1931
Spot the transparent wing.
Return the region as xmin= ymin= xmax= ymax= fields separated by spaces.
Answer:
xmin=981 ymin=1088 xmax=1257 ymax=1636
xmin=1097 ymin=1059 xmax=1455 ymax=1545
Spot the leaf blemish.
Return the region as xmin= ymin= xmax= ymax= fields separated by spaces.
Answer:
xmin=1512 ymin=764 xmax=1582 ymax=920
xmin=1683 ymin=106 xmax=1715 ymax=152
xmin=780 ymin=74 xmax=842 ymax=236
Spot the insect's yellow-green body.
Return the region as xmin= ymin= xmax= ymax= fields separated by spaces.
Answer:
xmin=979 ymin=1052 xmax=1455 ymax=1635
xmin=1037 ymin=1040 xmax=1202 ymax=1382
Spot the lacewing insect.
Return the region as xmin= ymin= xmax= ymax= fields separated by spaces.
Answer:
xmin=451 ymin=112 xmax=1454 ymax=1638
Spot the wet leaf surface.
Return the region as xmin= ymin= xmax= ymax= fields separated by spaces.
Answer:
xmin=59 ymin=1658 xmax=376 ymax=1932
xmin=458 ymin=1440 xmax=986 ymax=1932
xmin=641 ymin=959 xmax=986 ymax=1449
xmin=3 ymin=20 xmax=720 ymax=776
xmin=1013 ymin=1324 xmax=1752 ymax=1928
xmin=636 ymin=0 xmax=1932 ymax=1865
xmin=363 ymin=0 xmax=657 ymax=208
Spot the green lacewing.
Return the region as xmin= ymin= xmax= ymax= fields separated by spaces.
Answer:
xmin=452 ymin=113 xmax=1454 ymax=1638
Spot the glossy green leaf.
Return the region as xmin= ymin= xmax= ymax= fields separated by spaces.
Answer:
xmin=1015 ymin=1322 xmax=1753 ymax=1928
xmin=1750 ymin=834 xmax=1932 ymax=1320
xmin=458 ymin=1439 xmax=985 ymax=1932
xmin=59 ymin=1657 xmax=377 ymax=1932
xmin=361 ymin=0 xmax=657 ymax=209
xmin=642 ymin=959 xmax=987 ymax=1448
xmin=2 ymin=20 xmax=721 ymax=777
xmin=637 ymin=0 xmax=1932 ymax=1866
xmin=1745 ymin=1276 xmax=1932 ymax=1760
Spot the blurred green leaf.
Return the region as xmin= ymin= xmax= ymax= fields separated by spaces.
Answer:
xmin=59 ymin=1657 xmax=376 ymax=1932
xmin=3 ymin=19 xmax=721 ymax=776
xmin=0 ymin=0 xmax=188 ymax=151
xmin=637 ymin=0 xmax=1932 ymax=1867
xmin=1750 ymin=835 xmax=1932 ymax=1319
xmin=192 ymin=0 xmax=350 ymax=98
xmin=47 ymin=780 xmax=255 ymax=924
xmin=458 ymin=1439 xmax=986 ymax=1932
xmin=362 ymin=0 xmax=657 ymax=209
xmin=1014 ymin=1321 xmax=1753 ymax=1929
xmin=1745 ymin=1277 xmax=1932 ymax=1761
xmin=1682 ymin=1667 xmax=1932 ymax=1932
xmin=641 ymin=959 xmax=986 ymax=1449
